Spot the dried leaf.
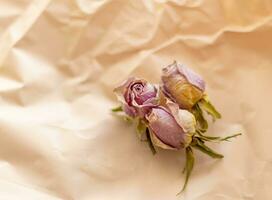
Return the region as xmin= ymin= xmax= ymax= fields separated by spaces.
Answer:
xmin=220 ymin=133 xmax=242 ymax=141
xmin=192 ymin=104 xmax=208 ymax=132
xmin=192 ymin=138 xmax=224 ymax=159
xmin=196 ymin=130 xmax=220 ymax=141
xmin=196 ymin=130 xmax=241 ymax=142
xmin=123 ymin=116 xmax=133 ymax=123
xmin=178 ymin=147 xmax=195 ymax=194
xmin=111 ymin=112 xmax=133 ymax=123
xmin=136 ymin=118 xmax=147 ymax=139
xmin=198 ymin=95 xmax=221 ymax=121
xmin=111 ymin=106 xmax=123 ymax=112
xmin=146 ymin=129 xmax=157 ymax=155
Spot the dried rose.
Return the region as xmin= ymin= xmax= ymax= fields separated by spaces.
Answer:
xmin=146 ymin=101 xmax=196 ymax=150
xmin=113 ymin=77 xmax=158 ymax=118
xmin=162 ymin=61 xmax=221 ymax=132
xmin=112 ymin=74 xmax=241 ymax=193
xmin=162 ymin=61 xmax=205 ymax=109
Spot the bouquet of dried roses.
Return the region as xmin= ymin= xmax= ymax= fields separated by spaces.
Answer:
xmin=112 ymin=61 xmax=241 ymax=193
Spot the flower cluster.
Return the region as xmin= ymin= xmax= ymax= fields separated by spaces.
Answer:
xmin=112 ymin=61 xmax=240 ymax=193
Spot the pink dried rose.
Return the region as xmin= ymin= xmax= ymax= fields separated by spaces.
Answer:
xmin=146 ymin=101 xmax=196 ymax=150
xmin=113 ymin=77 xmax=158 ymax=118
xmin=112 ymin=72 xmax=241 ymax=193
xmin=162 ymin=61 xmax=221 ymax=131
xmin=162 ymin=61 xmax=205 ymax=109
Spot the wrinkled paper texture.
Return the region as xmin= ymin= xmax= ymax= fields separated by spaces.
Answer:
xmin=0 ymin=0 xmax=271 ymax=199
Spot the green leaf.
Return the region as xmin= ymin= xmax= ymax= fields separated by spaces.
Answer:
xmin=192 ymin=104 xmax=208 ymax=132
xmin=146 ymin=129 xmax=157 ymax=155
xmin=198 ymin=95 xmax=221 ymax=121
xmin=111 ymin=106 xmax=123 ymax=112
xmin=178 ymin=147 xmax=195 ymax=194
xmin=196 ymin=130 xmax=242 ymax=142
xmin=192 ymin=138 xmax=224 ymax=159
xmin=196 ymin=130 xmax=221 ymax=141
xmin=220 ymin=133 xmax=242 ymax=141
xmin=137 ymin=119 xmax=147 ymax=139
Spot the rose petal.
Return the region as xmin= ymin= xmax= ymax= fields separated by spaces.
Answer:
xmin=162 ymin=61 xmax=179 ymax=77
xmin=122 ymin=103 xmax=137 ymax=117
xmin=166 ymin=101 xmax=196 ymax=134
xmin=162 ymin=62 xmax=204 ymax=109
xmin=133 ymin=83 xmax=156 ymax=104
xmin=178 ymin=110 xmax=196 ymax=134
xmin=147 ymin=107 xmax=184 ymax=149
xmin=177 ymin=63 xmax=205 ymax=92
xmin=149 ymin=128 xmax=176 ymax=150
xmin=114 ymin=77 xmax=136 ymax=104
xmin=114 ymin=77 xmax=158 ymax=117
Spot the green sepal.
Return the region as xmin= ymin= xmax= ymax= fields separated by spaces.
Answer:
xmin=146 ymin=128 xmax=157 ymax=155
xmin=178 ymin=147 xmax=195 ymax=195
xmin=192 ymin=104 xmax=208 ymax=133
xmin=123 ymin=116 xmax=133 ymax=123
xmin=198 ymin=95 xmax=221 ymax=121
xmin=192 ymin=138 xmax=224 ymax=159
xmin=136 ymin=118 xmax=147 ymax=140
xmin=111 ymin=106 xmax=134 ymax=123
xmin=111 ymin=106 xmax=123 ymax=112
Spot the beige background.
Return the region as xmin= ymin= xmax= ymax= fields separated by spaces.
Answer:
xmin=0 ymin=0 xmax=271 ymax=199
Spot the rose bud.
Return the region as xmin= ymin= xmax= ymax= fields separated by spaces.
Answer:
xmin=146 ymin=101 xmax=196 ymax=150
xmin=114 ymin=77 xmax=158 ymax=118
xmin=162 ymin=61 xmax=205 ymax=109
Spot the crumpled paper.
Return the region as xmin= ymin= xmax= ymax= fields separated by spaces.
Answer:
xmin=0 ymin=0 xmax=271 ymax=199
